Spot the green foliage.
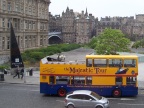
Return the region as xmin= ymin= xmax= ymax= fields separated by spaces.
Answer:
xmin=88 ymin=37 xmax=98 ymax=49
xmin=0 ymin=65 xmax=9 ymax=71
xmin=22 ymin=43 xmax=81 ymax=64
xmin=132 ymin=39 xmax=144 ymax=48
xmin=88 ymin=28 xmax=131 ymax=55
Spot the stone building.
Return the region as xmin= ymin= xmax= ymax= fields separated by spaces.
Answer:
xmin=61 ymin=7 xmax=76 ymax=43
xmin=0 ymin=0 xmax=51 ymax=54
xmin=49 ymin=8 xmax=144 ymax=44
xmin=75 ymin=10 xmax=95 ymax=44
xmin=49 ymin=12 xmax=62 ymax=32
xmin=59 ymin=7 xmax=95 ymax=44
xmin=96 ymin=16 xmax=122 ymax=36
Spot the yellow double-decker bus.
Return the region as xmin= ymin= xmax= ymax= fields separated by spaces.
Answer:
xmin=40 ymin=55 xmax=138 ymax=97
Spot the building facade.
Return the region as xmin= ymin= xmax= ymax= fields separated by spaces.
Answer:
xmin=75 ymin=10 xmax=95 ymax=44
xmin=49 ymin=8 xmax=144 ymax=45
xmin=59 ymin=7 xmax=95 ymax=44
xmin=49 ymin=12 xmax=62 ymax=32
xmin=0 ymin=0 xmax=51 ymax=54
xmin=62 ymin=7 xmax=76 ymax=43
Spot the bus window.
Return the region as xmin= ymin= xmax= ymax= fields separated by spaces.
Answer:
xmin=116 ymin=77 xmax=122 ymax=85
xmin=126 ymin=77 xmax=136 ymax=85
xmin=49 ymin=76 xmax=55 ymax=84
xmin=86 ymin=59 xmax=92 ymax=67
xmin=94 ymin=59 xmax=107 ymax=67
xmin=71 ymin=76 xmax=85 ymax=85
xmin=124 ymin=59 xmax=136 ymax=67
xmin=56 ymin=76 xmax=70 ymax=84
xmin=109 ymin=59 xmax=122 ymax=67
xmin=86 ymin=77 xmax=92 ymax=85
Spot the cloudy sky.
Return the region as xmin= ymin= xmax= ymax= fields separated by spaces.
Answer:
xmin=49 ymin=0 xmax=144 ymax=19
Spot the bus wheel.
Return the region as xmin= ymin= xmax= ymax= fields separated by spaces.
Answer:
xmin=58 ymin=88 xmax=66 ymax=97
xmin=112 ymin=89 xmax=121 ymax=97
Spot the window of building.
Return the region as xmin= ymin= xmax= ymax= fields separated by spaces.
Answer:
xmin=14 ymin=19 xmax=18 ymax=28
xmin=15 ymin=0 xmax=20 ymax=12
xmin=29 ymin=21 xmax=31 ymax=29
xmin=2 ymin=37 xmax=5 ymax=50
xmin=15 ymin=4 xmax=19 ymax=12
xmin=7 ymin=19 xmax=11 ymax=28
xmin=40 ymin=36 xmax=43 ymax=45
xmin=25 ymin=21 xmax=28 ymax=29
xmin=20 ymin=37 xmax=23 ymax=48
xmin=7 ymin=37 xmax=10 ymax=49
xmin=2 ymin=18 xmax=5 ymax=27
xmin=33 ymin=22 xmax=35 ymax=30
xmin=25 ymin=36 xmax=28 ymax=48
xmin=8 ymin=2 xmax=11 ymax=11
xmin=2 ymin=1 xmax=6 ymax=11
xmin=21 ymin=20 xmax=23 ymax=29
xmin=33 ymin=36 xmax=36 ymax=46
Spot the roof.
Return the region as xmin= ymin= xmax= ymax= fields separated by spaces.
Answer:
xmin=72 ymin=90 xmax=91 ymax=95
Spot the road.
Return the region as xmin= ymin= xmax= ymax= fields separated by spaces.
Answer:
xmin=0 ymin=84 xmax=144 ymax=108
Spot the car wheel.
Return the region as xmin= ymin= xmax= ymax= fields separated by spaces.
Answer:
xmin=96 ymin=105 xmax=103 ymax=108
xmin=112 ymin=89 xmax=121 ymax=97
xmin=58 ymin=88 xmax=66 ymax=97
xmin=67 ymin=104 xmax=75 ymax=108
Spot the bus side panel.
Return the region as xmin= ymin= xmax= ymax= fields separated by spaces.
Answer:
xmin=120 ymin=86 xmax=138 ymax=96
xmin=40 ymin=83 xmax=68 ymax=95
xmin=40 ymin=83 xmax=50 ymax=94
xmin=40 ymin=83 xmax=138 ymax=96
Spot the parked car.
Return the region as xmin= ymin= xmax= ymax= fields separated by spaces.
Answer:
xmin=64 ymin=90 xmax=109 ymax=108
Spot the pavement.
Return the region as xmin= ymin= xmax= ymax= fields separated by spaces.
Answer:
xmin=0 ymin=48 xmax=144 ymax=89
xmin=0 ymin=71 xmax=40 ymax=85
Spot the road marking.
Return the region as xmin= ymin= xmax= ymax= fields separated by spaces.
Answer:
xmin=0 ymin=88 xmax=39 ymax=92
xmin=108 ymin=98 xmax=136 ymax=100
xmin=56 ymin=100 xmax=64 ymax=103
xmin=118 ymin=103 xmax=144 ymax=106
xmin=120 ymin=98 xmax=135 ymax=100
xmin=107 ymin=98 xmax=119 ymax=100
xmin=30 ymin=90 xmax=39 ymax=92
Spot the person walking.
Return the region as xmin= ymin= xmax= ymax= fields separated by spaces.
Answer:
xmin=20 ymin=68 xmax=24 ymax=79
xmin=13 ymin=66 xmax=20 ymax=78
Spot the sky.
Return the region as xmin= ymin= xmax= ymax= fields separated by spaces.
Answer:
xmin=49 ymin=0 xmax=144 ymax=19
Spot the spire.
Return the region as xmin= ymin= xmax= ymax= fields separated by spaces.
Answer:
xmin=85 ymin=7 xmax=88 ymax=16
xmin=66 ymin=6 xmax=69 ymax=11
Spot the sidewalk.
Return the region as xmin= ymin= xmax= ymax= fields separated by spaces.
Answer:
xmin=0 ymin=71 xmax=40 ymax=85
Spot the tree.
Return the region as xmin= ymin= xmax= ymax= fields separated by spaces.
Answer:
xmin=132 ymin=38 xmax=144 ymax=48
xmin=95 ymin=28 xmax=131 ymax=55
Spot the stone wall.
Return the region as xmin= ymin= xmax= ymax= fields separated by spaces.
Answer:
xmin=0 ymin=55 xmax=10 ymax=65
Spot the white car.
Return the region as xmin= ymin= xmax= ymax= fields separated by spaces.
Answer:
xmin=64 ymin=90 xmax=109 ymax=108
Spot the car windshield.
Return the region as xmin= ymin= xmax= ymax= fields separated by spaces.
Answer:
xmin=90 ymin=92 xmax=102 ymax=100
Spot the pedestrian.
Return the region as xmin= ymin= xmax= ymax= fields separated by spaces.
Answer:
xmin=29 ymin=68 xmax=33 ymax=76
xmin=13 ymin=66 xmax=20 ymax=78
xmin=20 ymin=68 xmax=24 ymax=79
